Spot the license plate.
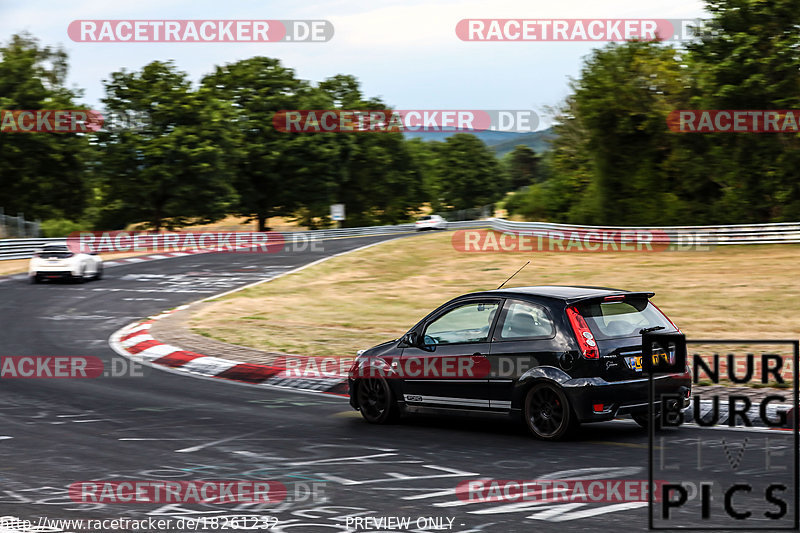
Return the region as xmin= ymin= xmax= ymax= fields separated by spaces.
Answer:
xmin=626 ymin=356 xmax=643 ymax=372
xmin=626 ymin=352 xmax=672 ymax=371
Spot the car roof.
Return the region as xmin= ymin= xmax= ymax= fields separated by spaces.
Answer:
xmin=467 ymin=285 xmax=655 ymax=304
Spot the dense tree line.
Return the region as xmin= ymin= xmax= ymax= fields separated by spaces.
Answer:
xmin=3 ymin=0 xmax=797 ymax=233
xmin=0 ymin=36 xmax=514 ymax=233
xmin=507 ymin=0 xmax=800 ymax=225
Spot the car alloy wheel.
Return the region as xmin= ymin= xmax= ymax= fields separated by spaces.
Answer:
xmin=524 ymin=383 xmax=573 ymax=440
xmin=356 ymin=378 xmax=398 ymax=424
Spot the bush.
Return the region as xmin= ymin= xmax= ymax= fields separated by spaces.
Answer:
xmin=40 ymin=218 xmax=91 ymax=238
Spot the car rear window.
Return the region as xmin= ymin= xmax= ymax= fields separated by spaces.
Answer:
xmin=497 ymin=301 xmax=554 ymax=340
xmin=418 ymin=216 xmax=431 ymax=221
xmin=576 ymin=298 xmax=676 ymax=340
xmin=38 ymin=247 xmax=73 ymax=258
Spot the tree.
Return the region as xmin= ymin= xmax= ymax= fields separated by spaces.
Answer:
xmin=202 ymin=57 xmax=316 ymax=231
xmin=0 ymin=33 xmax=92 ymax=222
xmin=317 ymin=75 xmax=425 ymax=227
xmin=685 ymin=0 xmax=800 ymax=222
xmin=434 ymin=134 xmax=508 ymax=211
xmin=406 ymin=138 xmax=444 ymax=211
xmin=504 ymin=145 xmax=542 ymax=189
xmin=540 ymin=41 xmax=693 ymax=225
xmin=534 ymin=0 xmax=800 ymax=225
xmin=96 ymin=61 xmax=236 ymax=230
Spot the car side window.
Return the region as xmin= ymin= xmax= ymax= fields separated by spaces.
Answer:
xmin=496 ymin=300 xmax=554 ymax=340
xmin=423 ymin=302 xmax=500 ymax=345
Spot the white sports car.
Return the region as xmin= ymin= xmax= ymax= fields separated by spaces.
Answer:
xmin=414 ymin=214 xmax=447 ymax=231
xmin=29 ymin=243 xmax=103 ymax=283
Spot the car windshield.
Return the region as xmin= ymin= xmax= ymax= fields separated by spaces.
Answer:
xmin=576 ymin=298 xmax=676 ymax=340
xmin=38 ymin=246 xmax=72 ymax=258
xmin=417 ymin=216 xmax=431 ymax=221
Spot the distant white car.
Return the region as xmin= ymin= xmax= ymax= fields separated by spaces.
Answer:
xmin=29 ymin=243 xmax=103 ymax=283
xmin=415 ymin=214 xmax=447 ymax=231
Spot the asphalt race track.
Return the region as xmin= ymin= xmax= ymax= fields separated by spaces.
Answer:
xmin=0 ymin=234 xmax=796 ymax=532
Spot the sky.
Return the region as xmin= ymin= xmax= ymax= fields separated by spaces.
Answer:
xmin=1 ymin=0 xmax=708 ymax=129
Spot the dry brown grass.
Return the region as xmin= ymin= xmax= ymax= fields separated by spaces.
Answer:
xmin=187 ymin=232 xmax=800 ymax=358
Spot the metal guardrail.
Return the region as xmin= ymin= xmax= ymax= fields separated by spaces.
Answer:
xmin=0 ymin=221 xmax=488 ymax=261
xmin=280 ymin=219 xmax=486 ymax=242
xmin=0 ymin=238 xmax=66 ymax=260
xmin=0 ymin=218 xmax=797 ymax=261
xmin=487 ymin=219 xmax=800 ymax=245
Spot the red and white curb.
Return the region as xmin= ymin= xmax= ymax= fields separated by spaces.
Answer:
xmin=109 ymin=307 xmax=349 ymax=396
xmin=107 ymin=240 xmax=396 ymax=396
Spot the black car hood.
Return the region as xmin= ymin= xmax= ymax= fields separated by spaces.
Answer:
xmin=359 ymin=339 xmax=399 ymax=359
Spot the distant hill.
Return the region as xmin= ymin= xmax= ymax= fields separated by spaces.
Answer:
xmin=403 ymin=127 xmax=556 ymax=156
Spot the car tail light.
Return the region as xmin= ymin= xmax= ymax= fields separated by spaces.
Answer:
xmin=603 ymin=295 xmax=625 ymax=302
xmin=566 ymin=306 xmax=599 ymax=359
xmin=650 ymin=302 xmax=682 ymax=333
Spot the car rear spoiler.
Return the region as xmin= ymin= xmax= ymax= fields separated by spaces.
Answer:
xmin=565 ymin=291 xmax=656 ymax=305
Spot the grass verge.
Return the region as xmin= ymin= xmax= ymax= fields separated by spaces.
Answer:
xmin=187 ymin=232 xmax=800 ymax=359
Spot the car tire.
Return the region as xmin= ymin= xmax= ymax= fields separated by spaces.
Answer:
xmin=73 ymin=266 xmax=86 ymax=283
xmin=94 ymin=264 xmax=103 ymax=280
xmin=30 ymin=274 xmax=40 ymax=284
xmin=524 ymin=382 xmax=576 ymax=441
xmin=356 ymin=378 xmax=399 ymax=424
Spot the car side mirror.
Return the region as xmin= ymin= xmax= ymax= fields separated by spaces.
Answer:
xmin=401 ymin=332 xmax=420 ymax=347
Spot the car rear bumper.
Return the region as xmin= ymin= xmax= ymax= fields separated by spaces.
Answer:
xmin=32 ymin=263 xmax=80 ymax=273
xmin=31 ymin=268 xmax=79 ymax=279
xmin=31 ymin=270 xmax=75 ymax=279
xmin=562 ymin=373 xmax=692 ymax=422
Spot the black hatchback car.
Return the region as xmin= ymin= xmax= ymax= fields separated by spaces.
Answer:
xmin=348 ymin=286 xmax=691 ymax=440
